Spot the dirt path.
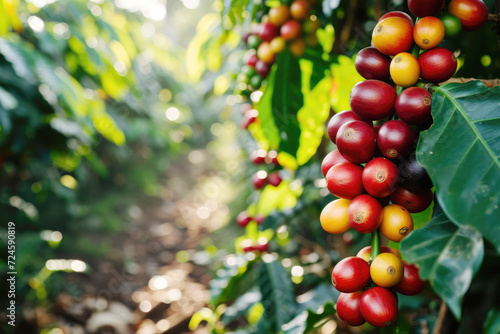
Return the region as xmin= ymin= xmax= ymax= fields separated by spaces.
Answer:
xmin=21 ymin=155 xmax=220 ymax=334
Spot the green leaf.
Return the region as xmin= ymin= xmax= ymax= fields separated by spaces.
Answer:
xmin=257 ymin=50 xmax=303 ymax=155
xmin=484 ymin=308 xmax=500 ymax=334
xmin=417 ymin=81 xmax=500 ymax=251
xmin=0 ymin=38 xmax=36 ymax=83
xmin=210 ymin=257 xmax=254 ymax=306
xmin=258 ymin=260 xmax=297 ymax=333
xmin=330 ymin=55 xmax=364 ymax=112
xmin=296 ymin=75 xmax=331 ymax=165
xmin=256 ymin=67 xmax=280 ymax=149
xmin=282 ymin=302 xmax=336 ymax=334
xmin=221 ymin=288 xmax=261 ymax=324
xmin=400 ymin=213 xmax=484 ymax=320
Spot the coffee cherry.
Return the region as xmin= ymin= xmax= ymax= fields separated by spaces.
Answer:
xmin=252 ymin=170 xmax=268 ymax=189
xmin=268 ymin=172 xmax=282 ymax=187
xmin=242 ymin=32 xmax=251 ymax=45
xmin=408 ymin=0 xmax=445 ymax=18
xmin=418 ymin=47 xmax=457 ymax=84
xmin=348 ymin=194 xmax=383 ymax=233
xmin=280 ymin=20 xmax=302 ymax=40
xmin=245 ymin=50 xmax=258 ymax=67
xmin=253 ymin=214 xmax=265 ymax=225
xmin=255 ymin=60 xmax=272 ymax=78
xmin=258 ymin=23 xmax=279 ymax=42
xmin=356 ymin=246 xmax=401 ymax=262
xmin=394 ymin=262 xmax=426 ymax=295
xmin=267 ymin=150 xmax=280 ymax=166
xmin=379 ymin=11 xmax=413 ymax=25
xmin=331 ymin=256 xmax=370 ymax=293
xmin=321 ymin=149 xmax=349 ymax=177
xmin=398 ymin=153 xmax=433 ymax=192
xmin=390 ymin=187 xmax=433 ymax=213
xmin=326 ymin=162 xmax=365 ymax=200
xmin=379 ymin=204 xmax=414 ymax=242
xmin=236 ymin=211 xmax=252 ymax=227
xmin=440 ymin=13 xmax=462 ymax=39
xmin=243 ymin=245 xmax=255 ymax=252
xmin=240 ymin=109 xmax=259 ymax=129
xmin=372 ymin=17 xmax=413 ymax=56
xmin=257 ymin=42 xmax=276 ymax=64
xmin=250 ymin=149 xmax=267 ymax=164
xmin=370 ymin=253 xmax=404 ymax=287
xmin=362 ymin=157 xmax=399 ymax=198
xmin=253 ymin=243 xmax=269 ymax=252
xmin=320 ymin=199 xmax=352 ymax=234
xmin=413 ymin=16 xmax=445 ymax=49
xmin=290 ymin=0 xmax=310 ymax=20
xmin=327 ymin=110 xmax=373 ymax=144
xmin=448 ymin=0 xmax=488 ymax=31
xmin=355 ymin=47 xmax=392 ymax=81
xmin=270 ymin=36 xmax=286 ymax=54
xmin=289 ymin=38 xmax=306 ymax=57
xmin=268 ymin=5 xmax=290 ymax=26
xmin=395 ymin=87 xmax=432 ymax=125
xmin=336 ymin=121 xmax=377 ymax=164
xmin=303 ymin=16 xmax=320 ymax=34
xmin=249 ymin=74 xmax=263 ymax=89
xmin=242 ymin=65 xmax=257 ymax=79
xmin=350 ymin=80 xmax=397 ymax=120
xmin=390 ymin=52 xmax=420 ymax=87
xmin=360 ymin=287 xmax=398 ymax=327
xmin=337 ymin=292 xmax=366 ymax=326
xmin=247 ymin=34 xmax=262 ymax=49
xmin=377 ymin=120 xmax=415 ymax=160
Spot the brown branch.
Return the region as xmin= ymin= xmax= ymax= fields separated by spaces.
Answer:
xmin=488 ymin=13 xmax=499 ymax=22
xmin=339 ymin=0 xmax=358 ymax=44
xmin=442 ymin=78 xmax=500 ymax=88
xmin=432 ymin=302 xmax=448 ymax=334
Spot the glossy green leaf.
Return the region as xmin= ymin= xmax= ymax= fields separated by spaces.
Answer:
xmin=258 ymin=260 xmax=297 ymax=333
xmin=296 ymin=75 xmax=331 ymax=165
xmin=255 ymin=67 xmax=280 ymax=149
xmin=400 ymin=213 xmax=484 ymax=319
xmin=257 ymin=49 xmax=303 ymax=156
xmin=330 ymin=55 xmax=364 ymax=112
xmin=417 ymin=81 xmax=500 ymax=251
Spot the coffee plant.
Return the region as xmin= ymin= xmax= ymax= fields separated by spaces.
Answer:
xmin=193 ymin=0 xmax=500 ymax=333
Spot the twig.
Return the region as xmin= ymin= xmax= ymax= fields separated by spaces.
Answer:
xmin=442 ymin=78 xmax=500 ymax=88
xmin=488 ymin=13 xmax=499 ymax=22
xmin=432 ymin=302 xmax=448 ymax=334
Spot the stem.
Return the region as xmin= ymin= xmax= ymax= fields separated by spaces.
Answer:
xmin=409 ymin=43 xmax=421 ymax=58
xmin=369 ymin=229 xmax=381 ymax=262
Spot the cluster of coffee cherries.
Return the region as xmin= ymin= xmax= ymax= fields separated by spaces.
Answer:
xmin=366 ymin=0 xmax=487 ymax=90
xmin=332 ymin=246 xmax=425 ymax=327
xmin=316 ymin=0 xmax=491 ymax=326
xmin=238 ymin=0 xmax=320 ymax=92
